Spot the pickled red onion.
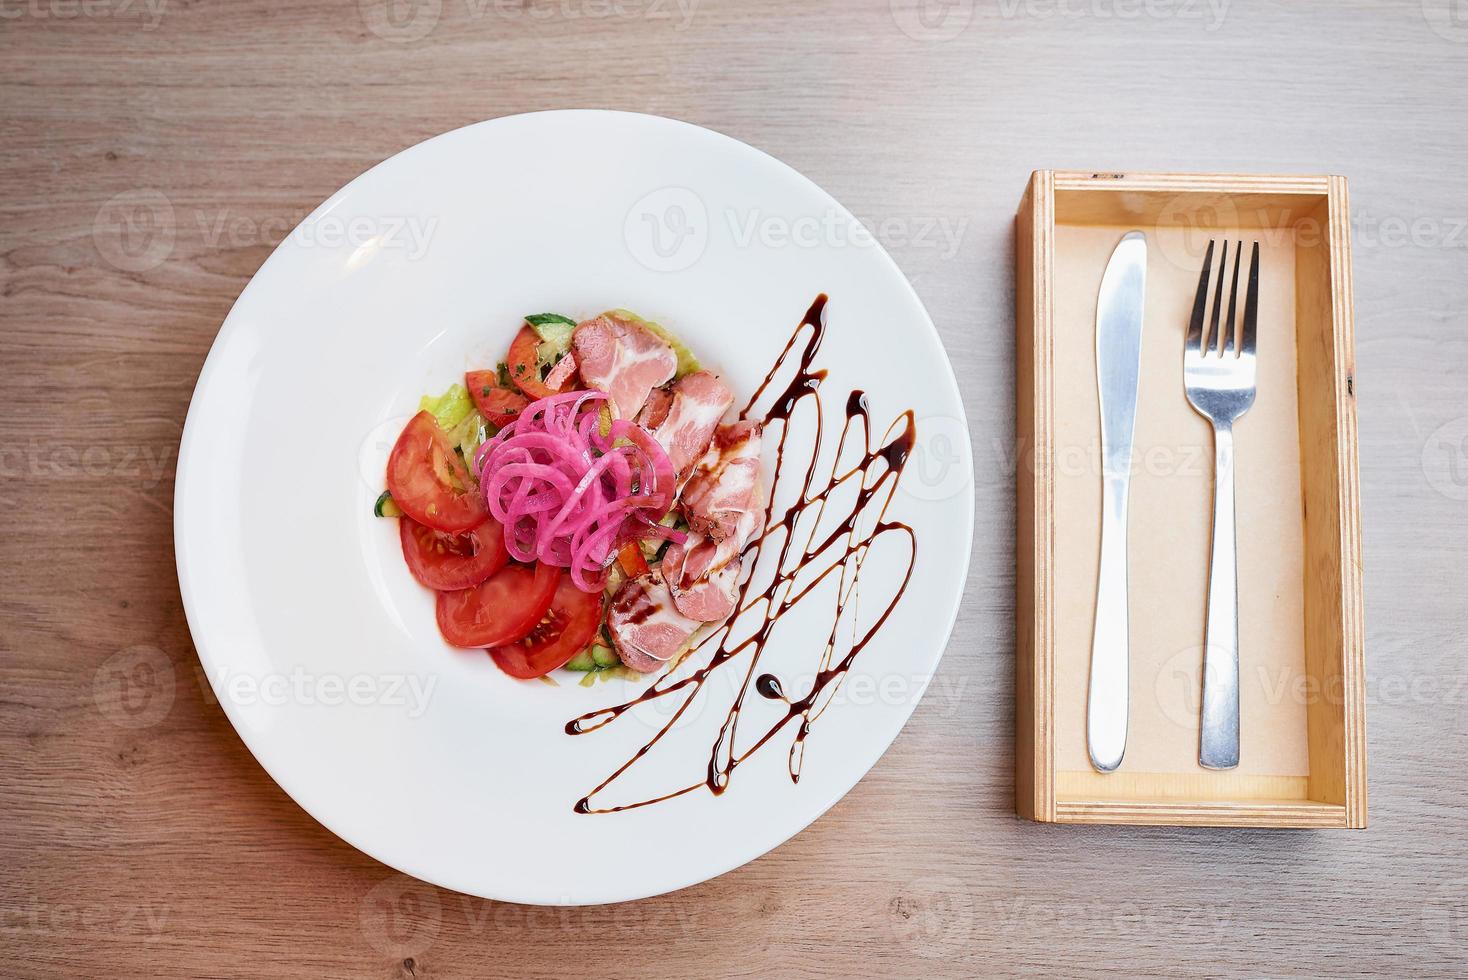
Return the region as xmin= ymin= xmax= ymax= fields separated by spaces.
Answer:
xmin=473 ymin=390 xmax=686 ymax=593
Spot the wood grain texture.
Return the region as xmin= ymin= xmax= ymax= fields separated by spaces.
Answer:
xmin=1013 ymin=172 xmax=1050 ymax=822
xmin=2 ymin=1 xmax=1466 ymax=976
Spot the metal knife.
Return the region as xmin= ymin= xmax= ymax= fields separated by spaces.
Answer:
xmin=1087 ymin=231 xmax=1147 ymax=773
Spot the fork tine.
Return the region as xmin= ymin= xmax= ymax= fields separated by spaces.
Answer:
xmin=1186 ymin=239 xmax=1214 ymax=352
xmin=1223 ymin=241 xmax=1242 ymax=355
xmin=1240 ymin=241 xmax=1260 ymax=356
xmin=1207 ymin=238 xmax=1227 ymax=356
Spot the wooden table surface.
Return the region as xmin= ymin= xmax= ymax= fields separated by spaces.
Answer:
xmin=4 ymin=1 xmax=1467 ymax=976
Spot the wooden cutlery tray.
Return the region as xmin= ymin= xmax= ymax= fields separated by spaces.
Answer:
xmin=1013 ymin=172 xmax=1366 ymax=828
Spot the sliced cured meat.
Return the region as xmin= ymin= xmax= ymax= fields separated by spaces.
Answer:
xmin=606 ymin=569 xmax=702 ymax=673
xmin=571 ymin=313 xmax=677 ymax=419
xmin=732 ymin=491 xmax=766 ymax=553
xmin=651 ymin=370 xmax=733 ymax=483
xmin=542 ymin=350 xmax=578 ymax=390
xmin=637 ymin=385 xmax=673 ymax=430
xmin=661 ymin=535 xmax=740 ymax=622
xmin=662 ymin=480 xmax=765 ymax=623
xmin=680 ymin=421 xmax=762 ymax=541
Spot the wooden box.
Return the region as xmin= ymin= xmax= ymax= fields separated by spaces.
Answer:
xmin=1014 ymin=171 xmax=1366 ymax=828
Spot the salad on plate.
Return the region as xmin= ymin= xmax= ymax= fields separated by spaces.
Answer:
xmin=376 ymin=311 xmax=765 ymax=682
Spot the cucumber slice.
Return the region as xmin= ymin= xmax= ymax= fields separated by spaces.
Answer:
xmin=373 ymin=490 xmax=403 ymax=518
xmin=603 ymin=562 xmax=627 ymax=598
xmin=419 ymin=383 xmax=474 ymax=430
xmin=564 ymin=650 xmax=597 ymax=672
xmin=566 ymin=644 xmax=621 ymax=672
xmin=446 ymin=410 xmax=490 ymax=464
xmin=526 ymin=312 xmax=577 ymax=335
xmin=526 ymin=313 xmax=576 ymax=369
xmin=606 ymin=309 xmax=700 ymax=378
xmin=537 ymin=342 xmax=566 ymax=375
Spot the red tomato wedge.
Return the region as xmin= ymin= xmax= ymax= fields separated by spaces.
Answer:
xmin=617 ymin=541 xmax=650 ymax=578
xmin=435 ymin=561 xmax=559 ymax=648
xmin=506 ymin=325 xmax=570 ymax=400
xmin=490 ymin=573 xmax=604 ymax=679
xmin=399 ymin=516 xmax=508 ymax=591
xmin=386 ymin=410 xmax=486 ymax=532
xmin=465 ymin=370 xmax=528 ymax=428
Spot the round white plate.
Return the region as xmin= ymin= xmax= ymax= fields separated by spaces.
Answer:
xmin=176 ymin=110 xmax=973 ymax=905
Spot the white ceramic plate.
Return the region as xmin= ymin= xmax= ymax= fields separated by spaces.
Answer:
xmin=176 ymin=110 xmax=972 ymax=905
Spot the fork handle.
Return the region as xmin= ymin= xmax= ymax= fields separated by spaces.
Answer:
xmin=1200 ymin=421 xmax=1240 ymax=770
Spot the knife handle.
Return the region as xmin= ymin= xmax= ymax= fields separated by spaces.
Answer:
xmin=1087 ymin=474 xmax=1130 ymax=772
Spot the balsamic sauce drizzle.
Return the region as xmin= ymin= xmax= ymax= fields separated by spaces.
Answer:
xmin=567 ymin=295 xmax=917 ymax=814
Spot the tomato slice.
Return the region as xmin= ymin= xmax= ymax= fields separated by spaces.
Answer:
xmin=465 ymin=370 xmax=528 ymax=428
xmin=506 ymin=325 xmax=570 ymax=400
xmin=490 ymin=573 xmax=604 ymax=679
xmin=399 ymin=516 xmax=508 ymax=591
xmin=617 ymin=541 xmax=650 ymax=578
xmin=386 ymin=411 xmax=487 ymax=532
xmin=435 ymin=561 xmax=559 ymax=648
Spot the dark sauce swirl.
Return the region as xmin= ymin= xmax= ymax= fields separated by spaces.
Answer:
xmin=566 ymin=294 xmax=917 ymax=814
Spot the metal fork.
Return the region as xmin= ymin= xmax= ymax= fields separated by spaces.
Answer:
xmin=1184 ymin=239 xmax=1259 ymax=771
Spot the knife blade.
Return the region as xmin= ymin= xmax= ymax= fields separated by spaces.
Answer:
xmin=1087 ymin=230 xmax=1147 ymax=773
